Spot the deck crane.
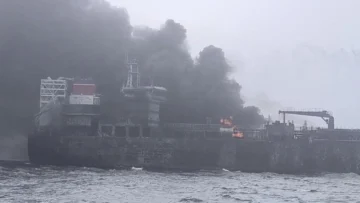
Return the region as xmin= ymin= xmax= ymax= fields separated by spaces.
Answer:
xmin=278 ymin=110 xmax=334 ymax=129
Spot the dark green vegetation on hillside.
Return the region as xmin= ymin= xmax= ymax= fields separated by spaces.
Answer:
xmin=0 ymin=0 xmax=264 ymax=134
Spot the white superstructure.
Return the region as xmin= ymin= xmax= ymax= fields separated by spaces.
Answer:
xmin=39 ymin=77 xmax=70 ymax=109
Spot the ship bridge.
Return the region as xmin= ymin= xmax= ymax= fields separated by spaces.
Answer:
xmin=121 ymin=57 xmax=167 ymax=127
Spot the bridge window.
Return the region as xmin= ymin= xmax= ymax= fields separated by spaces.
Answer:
xmin=101 ymin=125 xmax=113 ymax=136
xmin=162 ymin=129 xmax=173 ymax=137
xmin=143 ymin=127 xmax=151 ymax=137
xmin=115 ymin=126 xmax=126 ymax=137
xmin=129 ymin=127 xmax=140 ymax=137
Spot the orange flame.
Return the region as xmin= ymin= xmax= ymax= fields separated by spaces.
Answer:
xmin=232 ymin=127 xmax=244 ymax=138
xmin=232 ymin=131 xmax=244 ymax=138
xmin=220 ymin=117 xmax=233 ymax=127
xmin=221 ymin=116 xmax=244 ymax=138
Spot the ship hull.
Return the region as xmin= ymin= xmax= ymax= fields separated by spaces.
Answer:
xmin=28 ymin=133 xmax=360 ymax=174
xmin=28 ymin=134 xmax=237 ymax=171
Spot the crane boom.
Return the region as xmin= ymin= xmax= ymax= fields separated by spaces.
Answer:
xmin=278 ymin=110 xmax=334 ymax=129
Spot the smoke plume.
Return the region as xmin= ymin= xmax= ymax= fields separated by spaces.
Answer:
xmin=0 ymin=0 xmax=265 ymax=138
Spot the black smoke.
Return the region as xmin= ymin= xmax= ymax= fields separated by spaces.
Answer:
xmin=0 ymin=0 xmax=264 ymax=134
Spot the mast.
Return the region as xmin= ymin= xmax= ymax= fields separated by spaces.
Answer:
xmin=124 ymin=54 xmax=140 ymax=89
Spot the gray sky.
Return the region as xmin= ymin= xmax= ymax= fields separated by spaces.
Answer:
xmin=108 ymin=0 xmax=360 ymax=128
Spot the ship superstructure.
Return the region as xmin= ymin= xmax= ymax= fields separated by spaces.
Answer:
xmin=98 ymin=58 xmax=167 ymax=139
xmin=121 ymin=58 xmax=167 ymax=127
xmin=35 ymin=77 xmax=100 ymax=135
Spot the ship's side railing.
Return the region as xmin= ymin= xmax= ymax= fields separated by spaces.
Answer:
xmin=97 ymin=122 xmax=266 ymax=140
xmin=292 ymin=127 xmax=360 ymax=142
xmin=163 ymin=123 xmax=267 ymax=140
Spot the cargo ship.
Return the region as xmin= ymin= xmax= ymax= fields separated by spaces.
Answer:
xmin=28 ymin=60 xmax=360 ymax=174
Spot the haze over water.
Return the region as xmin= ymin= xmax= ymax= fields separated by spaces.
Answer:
xmin=0 ymin=162 xmax=358 ymax=203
